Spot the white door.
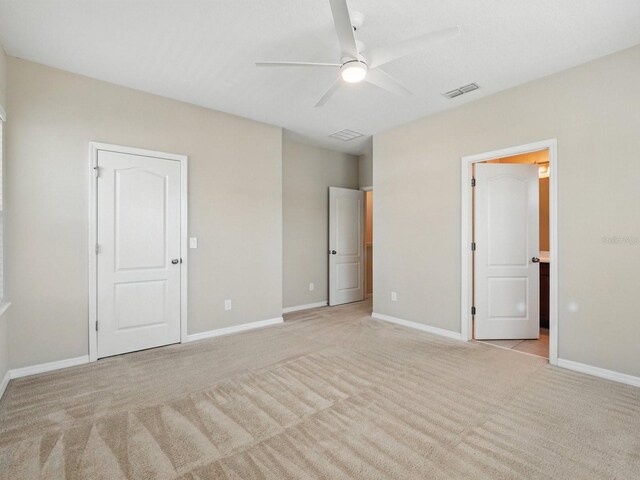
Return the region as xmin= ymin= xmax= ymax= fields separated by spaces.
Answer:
xmin=97 ymin=150 xmax=182 ymax=358
xmin=329 ymin=187 xmax=364 ymax=306
xmin=474 ymin=163 xmax=540 ymax=340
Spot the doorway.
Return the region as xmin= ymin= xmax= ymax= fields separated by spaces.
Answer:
xmin=88 ymin=143 xmax=188 ymax=361
xmin=461 ymin=140 xmax=558 ymax=365
xmin=364 ymin=189 xmax=373 ymax=301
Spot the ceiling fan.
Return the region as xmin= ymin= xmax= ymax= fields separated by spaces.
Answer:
xmin=256 ymin=0 xmax=460 ymax=107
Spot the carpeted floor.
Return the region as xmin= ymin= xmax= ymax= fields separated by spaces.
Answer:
xmin=1 ymin=300 xmax=639 ymax=479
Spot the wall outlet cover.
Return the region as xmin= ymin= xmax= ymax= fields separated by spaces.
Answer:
xmin=189 ymin=237 xmax=198 ymax=249
xmin=224 ymin=299 xmax=232 ymax=311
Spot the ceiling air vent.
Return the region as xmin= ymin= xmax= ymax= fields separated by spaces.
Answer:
xmin=443 ymin=82 xmax=480 ymax=99
xmin=329 ymin=129 xmax=363 ymax=141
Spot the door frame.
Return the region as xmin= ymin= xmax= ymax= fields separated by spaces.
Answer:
xmin=88 ymin=142 xmax=188 ymax=362
xmin=460 ymin=139 xmax=558 ymax=365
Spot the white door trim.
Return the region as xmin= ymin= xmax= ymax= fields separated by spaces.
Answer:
xmin=88 ymin=142 xmax=188 ymax=362
xmin=460 ymin=139 xmax=558 ymax=365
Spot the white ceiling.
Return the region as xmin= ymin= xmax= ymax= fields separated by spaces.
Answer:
xmin=1 ymin=0 xmax=639 ymax=155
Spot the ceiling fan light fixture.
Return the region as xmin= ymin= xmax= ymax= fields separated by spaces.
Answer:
xmin=341 ymin=61 xmax=367 ymax=83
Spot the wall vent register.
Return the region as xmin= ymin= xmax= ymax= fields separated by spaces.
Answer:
xmin=329 ymin=129 xmax=364 ymax=141
xmin=443 ymin=82 xmax=480 ymax=99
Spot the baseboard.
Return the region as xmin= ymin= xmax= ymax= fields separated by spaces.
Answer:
xmin=0 ymin=370 xmax=10 ymax=400
xmin=10 ymin=355 xmax=90 ymax=380
xmin=185 ymin=317 xmax=283 ymax=343
xmin=282 ymin=302 xmax=328 ymax=314
xmin=557 ymin=358 xmax=640 ymax=388
xmin=372 ymin=312 xmax=462 ymax=341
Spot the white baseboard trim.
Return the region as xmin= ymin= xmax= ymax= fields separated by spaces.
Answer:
xmin=185 ymin=317 xmax=284 ymax=343
xmin=372 ymin=312 xmax=462 ymax=341
xmin=0 ymin=370 xmax=10 ymax=400
xmin=282 ymin=302 xmax=328 ymax=314
xmin=10 ymin=355 xmax=90 ymax=380
xmin=557 ymin=358 xmax=640 ymax=388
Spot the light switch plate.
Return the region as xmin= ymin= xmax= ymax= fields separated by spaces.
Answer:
xmin=189 ymin=237 xmax=198 ymax=249
xmin=224 ymin=299 xmax=232 ymax=311
xmin=391 ymin=292 xmax=397 ymax=302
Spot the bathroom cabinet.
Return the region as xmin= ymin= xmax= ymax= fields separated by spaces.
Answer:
xmin=540 ymin=262 xmax=550 ymax=328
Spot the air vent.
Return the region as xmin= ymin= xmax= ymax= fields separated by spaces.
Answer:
xmin=443 ymin=83 xmax=480 ymax=99
xmin=329 ymin=129 xmax=363 ymax=141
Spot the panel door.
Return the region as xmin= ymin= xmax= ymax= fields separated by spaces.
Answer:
xmin=97 ymin=150 xmax=181 ymax=358
xmin=474 ymin=163 xmax=540 ymax=339
xmin=329 ymin=187 xmax=364 ymax=306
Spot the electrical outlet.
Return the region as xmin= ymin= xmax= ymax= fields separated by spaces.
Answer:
xmin=224 ymin=299 xmax=232 ymax=311
xmin=309 ymin=282 xmax=315 ymax=291
xmin=391 ymin=291 xmax=397 ymax=302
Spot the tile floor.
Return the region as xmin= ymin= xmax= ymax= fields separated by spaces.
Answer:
xmin=476 ymin=328 xmax=549 ymax=359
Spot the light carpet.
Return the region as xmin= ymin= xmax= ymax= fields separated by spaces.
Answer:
xmin=1 ymin=300 xmax=639 ymax=479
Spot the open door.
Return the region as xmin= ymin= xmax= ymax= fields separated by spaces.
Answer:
xmin=474 ymin=163 xmax=539 ymax=340
xmin=329 ymin=187 xmax=364 ymax=306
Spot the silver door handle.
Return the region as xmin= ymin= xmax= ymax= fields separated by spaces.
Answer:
xmin=329 ymin=250 xmax=337 ymax=255
xmin=531 ymin=257 xmax=540 ymax=263
xmin=171 ymin=259 xmax=180 ymax=264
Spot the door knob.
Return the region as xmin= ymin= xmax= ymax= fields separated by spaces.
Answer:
xmin=171 ymin=259 xmax=180 ymax=264
xmin=531 ymin=257 xmax=540 ymax=263
xmin=330 ymin=250 xmax=337 ymax=255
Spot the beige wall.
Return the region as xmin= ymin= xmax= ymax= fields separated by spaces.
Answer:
xmin=539 ymin=177 xmax=550 ymax=251
xmin=0 ymin=308 xmax=7 ymax=385
xmin=283 ymin=140 xmax=358 ymax=308
xmin=374 ymin=45 xmax=640 ymax=376
xmin=0 ymin=44 xmax=6 ymax=107
xmin=6 ymin=57 xmax=283 ymax=368
xmin=0 ymin=44 xmax=8 ymax=383
xmin=358 ymin=138 xmax=373 ymax=189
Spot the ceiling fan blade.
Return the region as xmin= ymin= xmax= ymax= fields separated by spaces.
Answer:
xmin=256 ymin=61 xmax=341 ymax=68
xmin=328 ymin=0 xmax=359 ymax=58
xmin=315 ymin=77 xmax=342 ymax=107
xmin=365 ymin=69 xmax=412 ymax=97
xmin=365 ymin=26 xmax=460 ymax=68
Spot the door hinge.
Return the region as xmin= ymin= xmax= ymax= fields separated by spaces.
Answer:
xmin=95 ymin=321 xmax=98 ymax=331
xmin=95 ymin=244 xmax=100 ymax=255
xmin=471 ymin=178 xmax=476 ymax=187
xmin=471 ymin=242 xmax=476 ymax=251
xmin=93 ymin=166 xmax=100 ymax=178
xmin=471 ymin=306 xmax=476 ymax=315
